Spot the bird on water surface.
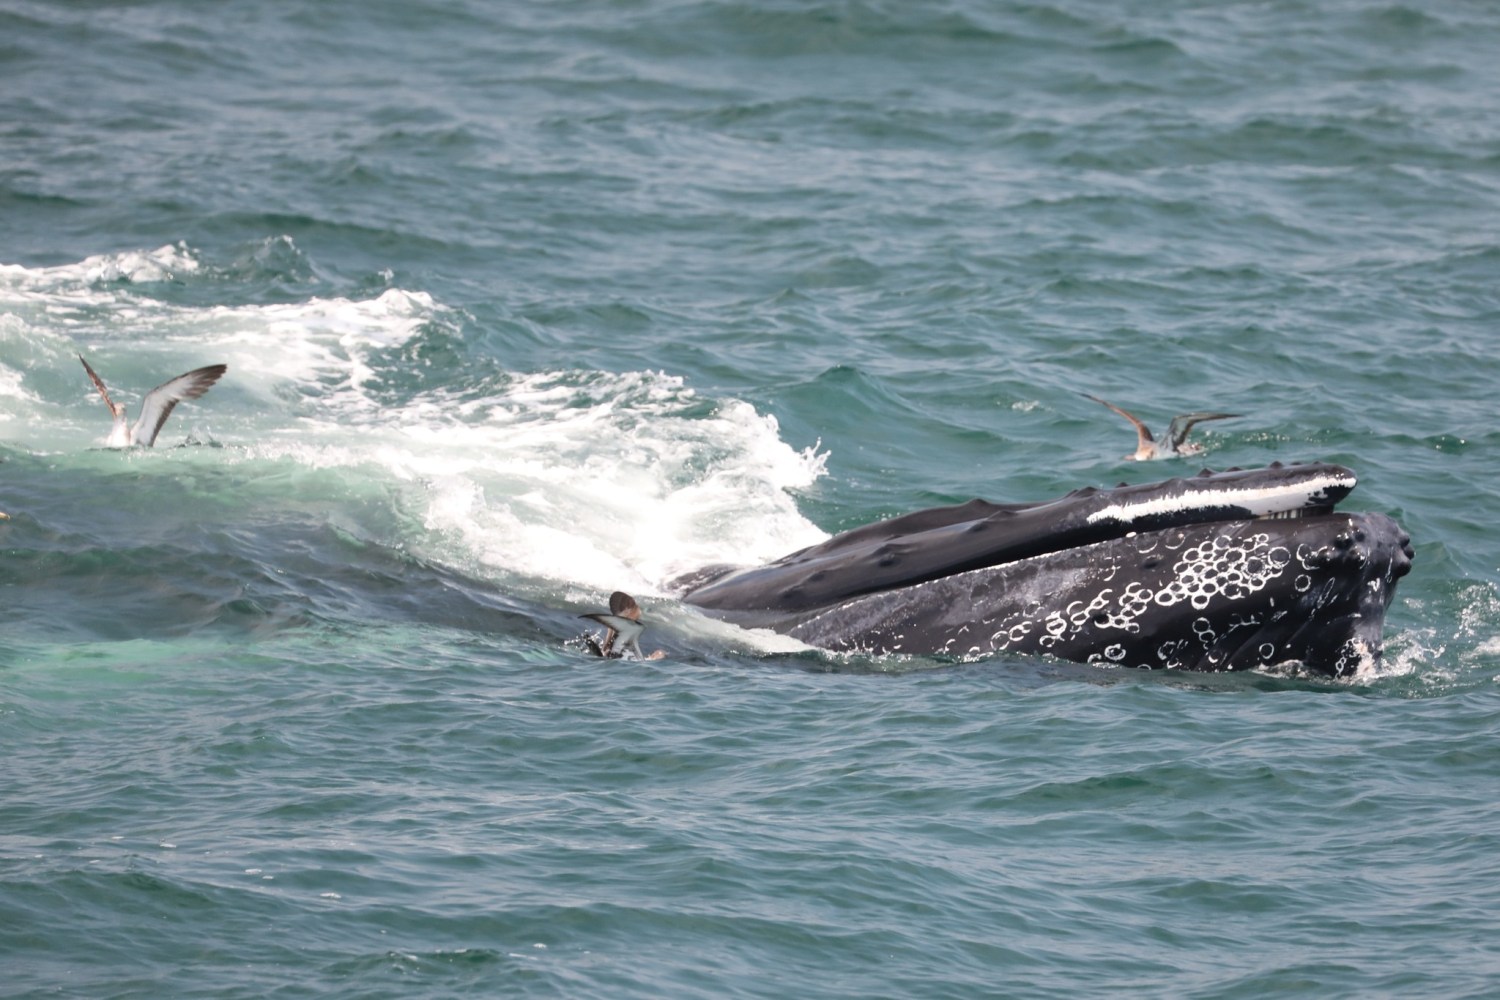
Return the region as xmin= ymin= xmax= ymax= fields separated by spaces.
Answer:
xmin=580 ymin=591 xmax=664 ymax=659
xmin=1081 ymin=392 xmax=1239 ymax=461
xmin=79 ymin=354 xmax=227 ymax=448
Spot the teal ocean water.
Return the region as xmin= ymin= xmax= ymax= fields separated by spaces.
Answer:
xmin=4 ymin=1 xmax=1499 ymax=996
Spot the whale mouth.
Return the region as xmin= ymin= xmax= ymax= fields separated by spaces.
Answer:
xmin=680 ymin=461 xmax=1366 ymax=619
xmin=674 ymin=461 xmax=1412 ymax=677
xmin=676 ymin=461 xmax=1412 ymax=677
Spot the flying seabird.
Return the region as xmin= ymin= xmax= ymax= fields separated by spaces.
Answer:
xmin=1081 ymin=392 xmax=1239 ymax=461
xmin=79 ymin=354 xmax=227 ymax=448
xmin=580 ymin=591 xmax=663 ymax=659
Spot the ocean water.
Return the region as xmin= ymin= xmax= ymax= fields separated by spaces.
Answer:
xmin=3 ymin=1 xmax=1499 ymax=997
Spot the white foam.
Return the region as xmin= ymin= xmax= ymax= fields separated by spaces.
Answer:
xmin=1 ymin=246 xmax=831 ymax=607
xmin=381 ymin=373 xmax=829 ymax=594
xmin=0 ymin=242 xmax=201 ymax=290
xmin=0 ymin=360 xmax=38 ymax=404
xmin=223 ymin=365 xmax=830 ymax=598
xmin=1356 ymin=582 xmax=1500 ymax=682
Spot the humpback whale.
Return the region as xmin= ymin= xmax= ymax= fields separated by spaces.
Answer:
xmin=674 ymin=463 xmax=1412 ymax=678
xmin=79 ymin=354 xmax=227 ymax=448
xmin=1082 ymin=393 xmax=1239 ymax=460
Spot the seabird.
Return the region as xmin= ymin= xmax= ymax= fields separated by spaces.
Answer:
xmin=580 ymin=591 xmax=659 ymax=659
xmin=1082 ymin=392 xmax=1239 ymax=461
xmin=79 ymin=354 xmax=227 ymax=448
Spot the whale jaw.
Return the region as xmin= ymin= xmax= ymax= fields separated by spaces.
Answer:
xmin=783 ymin=512 xmax=1411 ymax=678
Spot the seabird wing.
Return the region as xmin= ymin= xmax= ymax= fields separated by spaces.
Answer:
xmin=580 ymin=612 xmax=646 ymax=658
xmin=131 ymin=363 xmax=228 ymax=447
xmin=1082 ymin=393 xmax=1154 ymax=454
xmin=1165 ymin=412 xmax=1239 ymax=451
xmin=581 ymin=613 xmax=645 ymax=644
xmin=78 ymin=354 xmax=118 ymax=413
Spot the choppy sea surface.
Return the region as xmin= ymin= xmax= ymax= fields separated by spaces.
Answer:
xmin=3 ymin=1 xmax=1499 ymax=997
